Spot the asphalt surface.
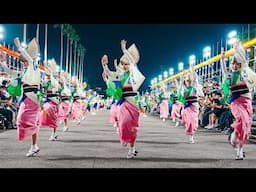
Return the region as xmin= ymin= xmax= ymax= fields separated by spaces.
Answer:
xmin=1 ymin=110 xmax=256 ymax=168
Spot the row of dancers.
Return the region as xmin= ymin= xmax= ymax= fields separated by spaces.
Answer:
xmin=0 ymin=37 xmax=104 ymax=157
xmin=104 ymin=39 xmax=256 ymax=160
xmin=2 ymin=36 xmax=256 ymax=161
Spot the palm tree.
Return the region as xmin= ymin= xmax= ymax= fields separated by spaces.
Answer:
xmin=80 ymin=46 xmax=86 ymax=83
xmin=36 ymin=24 xmax=40 ymax=45
xmin=53 ymin=24 xmax=64 ymax=73
xmin=73 ymin=33 xmax=80 ymax=78
xmin=77 ymin=43 xmax=83 ymax=81
xmin=23 ymin=24 xmax=27 ymax=46
xmin=68 ymin=27 xmax=76 ymax=78
xmin=63 ymin=24 xmax=72 ymax=73
xmin=44 ymin=24 xmax=48 ymax=66
xmin=36 ymin=24 xmax=40 ymax=65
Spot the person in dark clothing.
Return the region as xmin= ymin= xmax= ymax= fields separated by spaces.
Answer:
xmin=0 ymin=81 xmax=16 ymax=129
xmin=207 ymin=92 xmax=225 ymax=129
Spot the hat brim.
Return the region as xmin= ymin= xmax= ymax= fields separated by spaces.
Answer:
xmin=120 ymin=43 xmax=140 ymax=64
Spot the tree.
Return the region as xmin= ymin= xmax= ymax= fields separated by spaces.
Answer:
xmin=53 ymin=24 xmax=64 ymax=73
xmin=63 ymin=24 xmax=72 ymax=73
xmin=68 ymin=26 xmax=76 ymax=76
xmin=73 ymin=33 xmax=80 ymax=78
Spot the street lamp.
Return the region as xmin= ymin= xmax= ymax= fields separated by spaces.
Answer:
xmin=152 ymin=77 xmax=157 ymax=93
xmin=203 ymin=46 xmax=211 ymax=59
xmin=158 ymin=75 xmax=162 ymax=81
xmin=228 ymin=30 xmax=237 ymax=39
xmin=178 ymin=62 xmax=184 ymax=71
xmin=189 ymin=55 xmax=196 ymax=65
xmin=169 ymin=68 xmax=174 ymax=76
xmin=203 ymin=46 xmax=211 ymax=79
xmin=227 ymin=30 xmax=237 ymax=45
xmin=0 ymin=25 xmax=4 ymax=41
xmin=163 ymin=71 xmax=168 ymax=79
xmin=0 ymin=25 xmax=4 ymax=33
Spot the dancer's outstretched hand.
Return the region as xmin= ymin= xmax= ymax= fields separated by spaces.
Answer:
xmin=14 ymin=37 xmax=21 ymax=48
xmin=101 ymin=54 xmax=108 ymax=66
xmin=121 ymin=39 xmax=127 ymax=51
xmin=114 ymin=59 xmax=118 ymax=69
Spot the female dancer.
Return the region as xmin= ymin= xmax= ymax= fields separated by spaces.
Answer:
xmin=14 ymin=37 xmax=41 ymax=157
xmin=40 ymin=60 xmax=60 ymax=141
xmin=181 ymin=62 xmax=199 ymax=144
xmin=58 ymin=73 xmax=71 ymax=132
xmin=101 ymin=39 xmax=145 ymax=158
xmin=220 ymin=41 xmax=256 ymax=160
xmin=158 ymin=85 xmax=169 ymax=122
xmin=170 ymin=79 xmax=183 ymax=127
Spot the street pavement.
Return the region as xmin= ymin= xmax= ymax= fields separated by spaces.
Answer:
xmin=1 ymin=110 xmax=256 ymax=168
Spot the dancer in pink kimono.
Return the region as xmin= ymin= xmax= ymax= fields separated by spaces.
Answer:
xmin=181 ymin=62 xmax=199 ymax=144
xmin=220 ymin=41 xmax=256 ymax=160
xmin=102 ymin=39 xmax=145 ymax=159
xmin=14 ymin=37 xmax=41 ymax=157
xmin=158 ymin=85 xmax=169 ymax=122
xmin=40 ymin=60 xmax=60 ymax=141
xmin=170 ymin=79 xmax=183 ymax=127
xmin=58 ymin=73 xmax=71 ymax=132
xmin=71 ymin=83 xmax=84 ymax=125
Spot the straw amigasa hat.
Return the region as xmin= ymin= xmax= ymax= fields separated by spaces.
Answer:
xmin=47 ymin=58 xmax=58 ymax=74
xmin=120 ymin=43 xmax=140 ymax=64
xmin=26 ymin=38 xmax=39 ymax=60
xmin=19 ymin=37 xmax=41 ymax=85
xmin=120 ymin=43 xmax=145 ymax=92
xmin=233 ymin=41 xmax=256 ymax=89
xmin=58 ymin=71 xmax=67 ymax=84
xmin=61 ymin=71 xmax=70 ymax=82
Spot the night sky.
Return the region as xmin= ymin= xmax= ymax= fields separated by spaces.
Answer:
xmin=2 ymin=24 xmax=246 ymax=92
